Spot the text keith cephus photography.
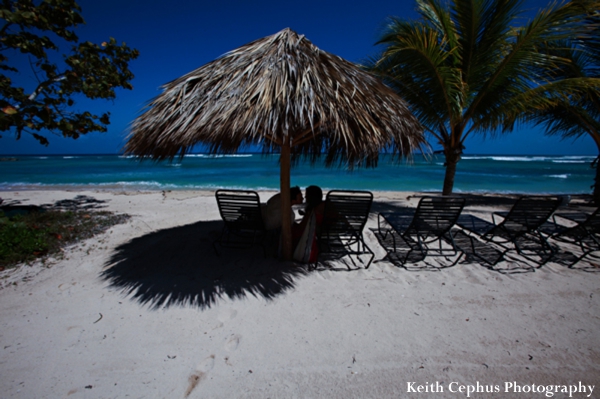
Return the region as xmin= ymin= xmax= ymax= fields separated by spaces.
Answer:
xmin=407 ymin=381 xmax=595 ymax=397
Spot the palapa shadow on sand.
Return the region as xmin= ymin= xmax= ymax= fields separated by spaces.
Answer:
xmin=102 ymin=220 xmax=310 ymax=310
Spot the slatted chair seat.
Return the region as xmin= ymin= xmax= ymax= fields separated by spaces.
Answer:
xmin=213 ymin=189 xmax=267 ymax=257
xmin=373 ymin=196 xmax=466 ymax=268
xmin=457 ymin=195 xmax=560 ymax=267
xmin=317 ymin=190 xmax=374 ymax=269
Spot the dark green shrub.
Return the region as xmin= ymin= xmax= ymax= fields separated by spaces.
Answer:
xmin=0 ymin=209 xmax=130 ymax=268
xmin=0 ymin=214 xmax=50 ymax=265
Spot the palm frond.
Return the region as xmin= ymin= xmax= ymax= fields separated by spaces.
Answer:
xmin=463 ymin=0 xmax=594 ymax=132
xmin=375 ymin=18 xmax=464 ymax=131
xmin=416 ymin=0 xmax=459 ymax=51
xmin=458 ymin=0 xmax=521 ymax=92
xmin=479 ymin=77 xmax=600 ymax=129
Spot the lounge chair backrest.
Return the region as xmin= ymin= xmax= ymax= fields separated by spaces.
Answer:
xmin=322 ymin=190 xmax=373 ymax=236
xmin=406 ymin=196 xmax=465 ymax=237
xmin=503 ymin=196 xmax=559 ymax=232
xmin=215 ymin=189 xmax=264 ymax=231
xmin=582 ymin=208 xmax=600 ymax=234
xmin=562 ymin=207 xmax=600 ymax=240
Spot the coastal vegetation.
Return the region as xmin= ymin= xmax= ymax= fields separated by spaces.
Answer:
xmin=0 ymin=207 xmax=129 ymax=269
xmin=0 ymin=0 xmax=139 ymax=146
xmin=371 ymin=0 xmax=600 ymax=196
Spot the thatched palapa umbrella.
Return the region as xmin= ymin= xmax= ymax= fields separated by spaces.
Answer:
xmin=126 ymin=28 xmax=424 ymax=261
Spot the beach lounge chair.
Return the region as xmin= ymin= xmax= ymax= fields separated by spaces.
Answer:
xmin=213 ymin=189 xmax=267 ymax=257
xmin=373 ymin=196 xmax=466 ymax=268
xmin=541 ymin=207 xmax=600 ymax=268
xmin=457 ymin=195 xmax=560 ymax=267
xmin=317 ymin=190 xmax=374 ymax=269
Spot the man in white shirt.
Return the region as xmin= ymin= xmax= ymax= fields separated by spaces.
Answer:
xmin=262 ymin=186 xmax=303 ymax=230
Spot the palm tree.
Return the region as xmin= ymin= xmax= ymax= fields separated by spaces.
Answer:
xmin=523 ymin=6 xmax=600 ymax=202
xmin=372 ymin=0 xmax=598 ymax=195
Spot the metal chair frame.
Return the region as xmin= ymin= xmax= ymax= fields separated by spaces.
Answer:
xmin=317 ymin=190 xmax=374 ymax=269
xmin=544 ymin=207 xmax=600 ymax=268
xmin=375 ymin=196 xmax=466 ymax=267
xmin=458 ymin=195 xmax=560 ymax=267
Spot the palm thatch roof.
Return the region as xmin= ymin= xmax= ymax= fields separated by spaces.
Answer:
xmin=126 ymin=28 xmax=424 ymax=164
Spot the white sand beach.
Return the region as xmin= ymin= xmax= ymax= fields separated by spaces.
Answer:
xmin=0 ymin=189 xmax=599 ymax=399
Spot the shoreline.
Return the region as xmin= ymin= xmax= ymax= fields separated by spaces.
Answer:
xmin=0 ymin=188 xmax=598 ymax=398
xmin=1 ymin=185 xmax=593 ymax=196
xmin=1 ymin=187 xmax=591 ymax=208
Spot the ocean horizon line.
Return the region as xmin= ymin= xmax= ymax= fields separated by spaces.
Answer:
xmin=1 ymin=153 xmax=596 ymax=195
xmin=0 ymin=152 xmax=596 ymax=159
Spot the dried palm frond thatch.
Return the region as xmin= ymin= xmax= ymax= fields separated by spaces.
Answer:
xmin=126 ymin=28 xmax=424 ymax=260
xmin=126 ymin=28 xmax=423 ymax=163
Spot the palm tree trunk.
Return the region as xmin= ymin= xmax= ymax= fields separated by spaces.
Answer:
xmin=442 ymin=148 xmax=461 ymax=195
xmin=442 ymin=159 xmax=457 ymax=195
xmin=593 ymin=155 xmax=600 ymax=205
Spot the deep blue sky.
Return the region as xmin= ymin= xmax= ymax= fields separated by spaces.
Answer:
xmin=1 ymin=0 xmax=595 ymax=156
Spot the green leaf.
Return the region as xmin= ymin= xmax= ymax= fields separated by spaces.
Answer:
xmin=0 ymin=0 xmax=139 ymax=146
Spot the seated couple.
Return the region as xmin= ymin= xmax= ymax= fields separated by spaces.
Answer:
xmin=262 ymin=186 xmax=325 ymax=263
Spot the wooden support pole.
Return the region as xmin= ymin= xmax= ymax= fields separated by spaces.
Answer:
xmin=280 ymin=134 xmax=293 ymax=261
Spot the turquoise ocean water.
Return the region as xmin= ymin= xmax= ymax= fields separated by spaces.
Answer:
xmin=0 ymin=154 xmax=596 ymax=194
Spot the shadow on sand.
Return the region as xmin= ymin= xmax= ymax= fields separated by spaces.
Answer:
xmin=371 ymin=194 xmax=598 ymax=274
xmin=0 ymin=194 xmax=110 ymax=216
xmin=105 ymin=193 xmax=597 ymax=292
xmin=102 ymin=220 xmax=309 ymax=310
